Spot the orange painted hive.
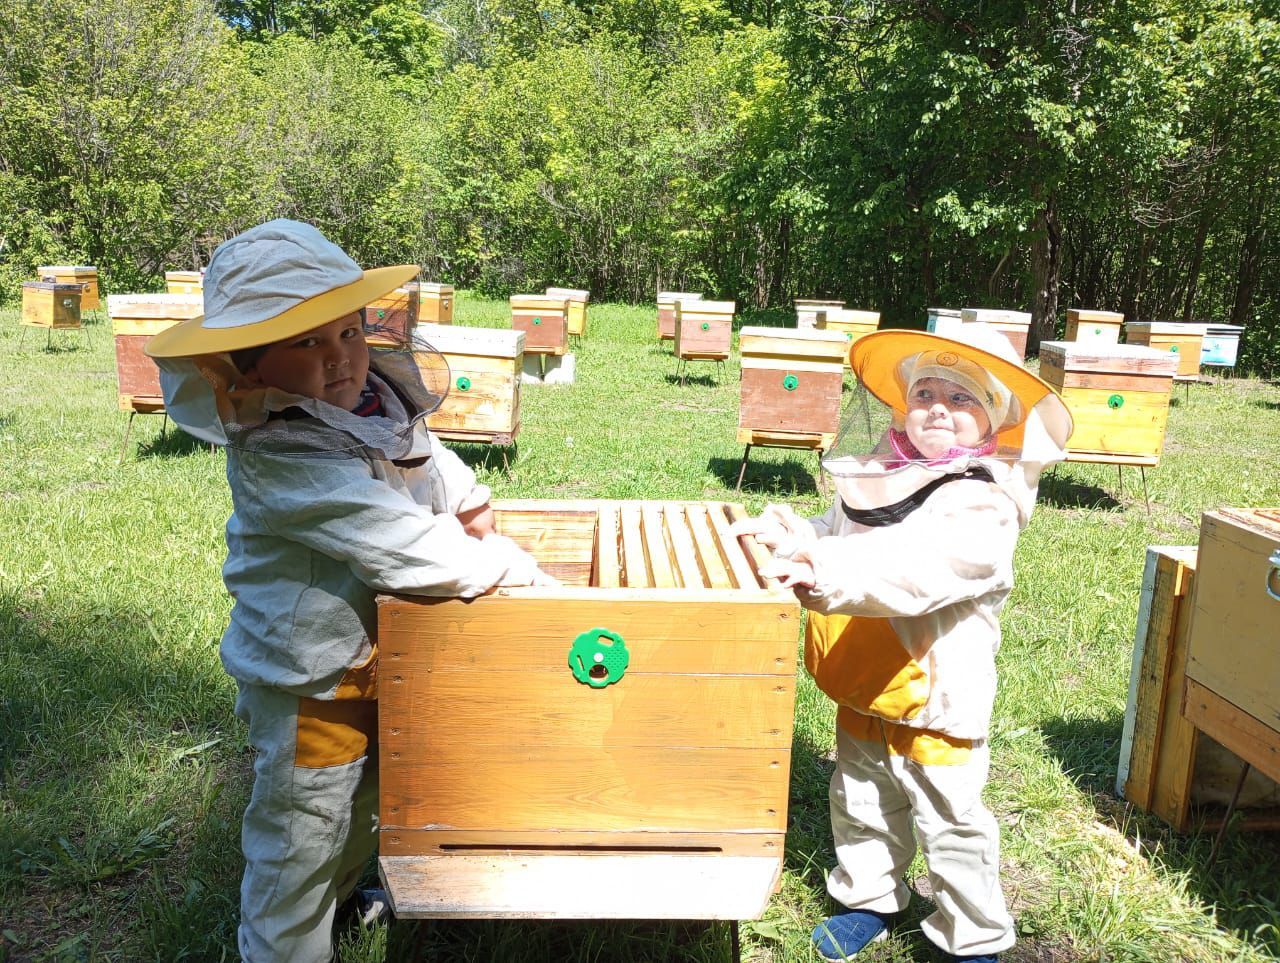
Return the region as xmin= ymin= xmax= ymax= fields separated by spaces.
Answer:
xmin=674 ymin=300 xmax=735 ymax=361
xmin=737 ymin=326 xmax=847 ymax=450
xmin=417 ymin=323 xmax=524 ymax=446
xmin=510 ymin=295 xmax=569 ymax=356
xmin=1065 ymin=309 xmax=1124 ymax=345
xmin=108 ymin=294 xmax=205 ymax=412
xmin=656 ymin=291 xmax=702 ymax=340
xmin=38 ymin=265 xmax=99 ymax=311
xmin=21 ymin=281 xmax=83 ymax=329
xmin=376 ymin=499 xmax=799 ymax=921
xmin=545 ymin=287 xmax=590 ymax=337
xmin=1124 ymin=322 xmax=1208 ymax=380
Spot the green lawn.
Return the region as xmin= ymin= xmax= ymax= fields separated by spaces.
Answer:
xmin=1 ymin=296 xmax=1278 ymax=962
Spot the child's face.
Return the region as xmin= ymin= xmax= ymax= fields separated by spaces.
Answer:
xmin=904 ymin=377 xmax=992 ymax=457
xmin=242 ymin=312 xmax=369 ymax=410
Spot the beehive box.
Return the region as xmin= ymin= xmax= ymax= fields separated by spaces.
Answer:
xmin=510 ymin=295 xmax=569 ymax=356
xmin=1200 ymin=324 xmax=1244 ymax=368
xmin=657 ymin=292 xmax=702 ymax=340
xmin=794 ymin=299 xmax=845 ymax=330
xmin=416 ymin=324 xmax=523 ymax=446
xmin=546 ymin=287 xmax=589 ymax=337
xmin=365 ymin=285 xmax=420 ymax=347
xmin=961 ymin=308 xmax=1032 ymax=357
xmin=419 ymin=283 xmax=454 ymax=324
xmin=926 ymin=307 xmax=963 ymax=336
xmin=37 ymin=265 xmax=99 ymax=310
xmin=108 ymin=294 xmax=204 ymax=412
xmin=164 ymin=271 xmax=203 ymax=295
xmin=1065 ymin=309 xmax=1124 ymax=345
xmin=1038 ymin=341 xmax=1178 ymax=466
xmin=1125 ymin=322 xmax=1208 ymax=380
xmin=674 ymin=300 xmax=735 ymax=361
xmin=1183 ymin=509 xmax=1280 ymax=784
xmin=737 ymin=326 xmax=846 ymax=450
xmin=377 ymin=499 xmax=799 ymax=920
xmin=1117 ymin=545 xmax=1280 ymax=831
xmin=21 ymin=281 xmax=83 ymax=329
xmin=817 ymin=308 xmax=879 ymax=367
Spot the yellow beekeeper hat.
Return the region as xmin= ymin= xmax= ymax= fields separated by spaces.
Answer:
xmin=146 ymin=219 xmax=418 ymax=359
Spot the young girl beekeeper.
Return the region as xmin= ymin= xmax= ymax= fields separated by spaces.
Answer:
xmin=145 ymin=219 xmax=555 ymax=962
xmin=733 ymin=325 xmax=1072 ymax=962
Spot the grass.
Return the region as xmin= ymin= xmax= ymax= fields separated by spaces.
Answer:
xmin=1 ymin=295 xmax=1278 ymax=962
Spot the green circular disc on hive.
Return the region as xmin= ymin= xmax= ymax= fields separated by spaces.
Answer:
xmin=568 ymin=628 xmax=629 ymax=688
xmin=456 ymin=376 xmax=471 ymax=391
xmin=1094 ymin=327 xmax=1102 ymax=335
xmin=377 ymin=309 xmax=385 ymax=319
xmin=701 ymin=322 xmax=710 ymax=331
xmin=533 ymin=317 xmax=542 ymax=325
xmin=1170 ymin=344 xmax=1179 ymax=352
xmin=1108 ymin=394 xmax=1124 ymax=409
xmin=783 ymin=374 xmax=799 ymax=391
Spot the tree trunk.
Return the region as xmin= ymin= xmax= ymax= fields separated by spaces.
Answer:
xmin=1028 ymin=198 xmax=1061 ymax=353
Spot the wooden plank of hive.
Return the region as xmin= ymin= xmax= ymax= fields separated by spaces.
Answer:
xmin=594 ymin=503 xmax=620 ymax=589
xmin=685 ymin=504 xmax=733 ymax=588
xmin=619 ymin=504 xmax=651 ymax=588
xmin=380 ymin=828 xmax=781 ymax=858
xmin=664 ymin=504 xmax=705 ymax=589
xmin=494 ymin=509 xmax=597 ymax=587
xmin=706 ymin=503 xmax=761 ymax=590
xmin=641 ymin=503 xmax=677 ymax=588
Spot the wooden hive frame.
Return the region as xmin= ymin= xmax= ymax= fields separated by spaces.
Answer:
xmin=38 ymin=265 xmax=99 ymax=311
xmin=419 ymin=282 xmax=454 ymax=324
xmin=1125 ymin=322 xmax=1209 ymax=381
xmin=164 ymin=271 xmax=204 ymax=295
xmin=794 ymin=298 xmax=845 ymax=330
xmin=417 ymin=323 xmax=524 ymax=448
xmin=961 ymin=307 xmax=1032 ymax=358
xmin=656 ymin=291 xmax=702 ymax=341
xmin=365 ymin=284 xmax=421 ymax=347
xmin=545 ymin=287 xmax=590 ymax=338
xmin=377 ymin=499 xmax=798 ymax=922
xmin=816 ymin=308 xmax=879 ymax=367
xmin=1065 ymin=308 xmax=1124 ymax=345
xmin=510 ymin=295 xmax=569 ymax=356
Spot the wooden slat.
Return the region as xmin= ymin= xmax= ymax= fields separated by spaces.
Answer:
xmin=594 ymin=503 xmax=620 ymax=588
xmin=684 ymin=504 xmax=733 ymax=588
xmin=619 ymin=504 xmax=651 ymax=588
xmin=494 ymin=509 xmax=597 ymax=587
xmin=706 ymin=503 xmax=761 ymax=590
xmin=664 ymin=504 xmax=705 ymax=589
xmin=722 ymin=504 xmax=783 ymax=591
xmin=1184 ymin=679 xmax=1280 ymax=784
xmin=381 ymin=829 xmax=782 ymax=858
xmin=380 ymin=853 xmax=781 ymax=920
xmin=641 ymin=504 xmax=677 ymax=588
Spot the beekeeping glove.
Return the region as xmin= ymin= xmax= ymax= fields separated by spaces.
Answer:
xmin=728 ymin=503 xmax=817 ymax=558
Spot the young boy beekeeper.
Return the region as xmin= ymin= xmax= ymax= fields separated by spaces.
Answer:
xmin=146 ymin=219 xmax=555 ymax=962
xmin=734 ymin=325 xmax=1072 ymax=962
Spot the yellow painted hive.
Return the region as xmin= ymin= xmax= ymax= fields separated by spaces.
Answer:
xmin=365 ymin=285 xmax=420 ymax=347
xmin=108 ymin=294 xmax=205 ymax=412
xmin=418 ymin=323 xmax=524 ymax=446
xmin=545 ymin=287 xmax=590 ymax=337
xmin=674 ymin=300 xmax=735 ymax=361
xmin=38 ymin=265 xmax=99 ymax=310
xmin=1038 ymin=341 xmax=1179 ymax=466
xmin=1124 ymin=322 xmax=1208 ymax=380
xmin=510 ymin=295 xmax=569 ymax=356
xmin=794 ymin=298 xmax=845 ymax=330
xmin=164 ymin=271 xmax=204 ymax=295
xmin=816 ymin=308 xmax=879 ymax=367
xmin=419 ymin=282 xmax=454 ymax=324
xmin=737 ymin=326 xmax=847 ymax=450
xmin=21 ymin=281 xmax=83 ymax=329
xmin=376 ymin=499 xmax=799 ymax=920
xmin=961 ymin=308 xmax=1032 ymax=358
xmin=1065 ymin=308 xmax=1124 ymax=345
xmin=656 ymin=291 xmax=702 ymax=340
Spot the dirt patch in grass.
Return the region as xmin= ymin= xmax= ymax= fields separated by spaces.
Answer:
xmin=1006 ymin=936 xmax=1078 ymax=962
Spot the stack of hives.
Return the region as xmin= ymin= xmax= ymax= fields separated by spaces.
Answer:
xmin=38 ymin=265 xmax=99 ymax=311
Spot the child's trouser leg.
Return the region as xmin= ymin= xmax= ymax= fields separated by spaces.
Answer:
xmin=235 ymin=684 xmax=379 ymax=963
xmin=826 ymin=726 xmax=917 ymax=914
xmin=333 ymin=764 xmax=380 ymax=905
xmin=901 ymin=743 xmax=1015 ymax=957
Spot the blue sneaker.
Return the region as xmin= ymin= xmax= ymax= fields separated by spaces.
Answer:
xmin=810 ymin=909 xmax=890 ymax=961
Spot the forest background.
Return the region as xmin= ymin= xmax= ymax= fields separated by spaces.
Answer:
xmin=0 ymin=0 xmax=1276 ymax=370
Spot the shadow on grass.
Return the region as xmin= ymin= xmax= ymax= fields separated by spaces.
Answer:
xmin=1037 ymin=475 xmax=1123 ymax=512
xmin=706 ymin=452 xmax=822 ymax=496
xmin=1039 ymin=713 xmax=1280 ymax=959
xmin=1254 ymin=399 xmax=1280 ymax=411
xmin=132 ymin=422 xmax=220 ymax=460
xmin=445 ymin=441 xmax=516 ymax=476
xmin=662 ymin=371 xmax=726 ymax=389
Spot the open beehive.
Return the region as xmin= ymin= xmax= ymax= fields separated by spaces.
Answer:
xmin=366 ymin=284 xmax=420 ymax=347
xmin=419 ymin=283 xmax=454 ymax=324
xmin=416 ymin=323 xmax=524 ymax=446
xmin=737 ymin=326 xmax=846 ymax=451
xmin=1124 ymin=322 xmax=1208 ymax=380
xmin=961 ymin=308 xmax=1032 ymax=358
xmin=22 ymin=281 xmax=83 ymax=329
xmin=1065 ymin=308 xmax=1124 ymax=345
xmin=164 ymin=271 xmax=203 ymax=295
xmin=816 ymin=308 xmax=879 ymax=367
xmin=794 ymin=299 xmax=845 ymax=330
xmin=38 ymin=265 xmax=99 ymax=311
xmin=546 ymin=287 xmax=589 ymax=337
xmin=674 ymin=300 xmax=735 ymax=362
xmin=510 ymin=295 xmax=569 ymax=356
xmin=656 ymin=291 xmax=702 ymax=341
xmin=1039 ymin=341 xmax=1179 ymax=466
xmin=109 ymin=294 xmax=205 ymax=413
xmin=377 ymin=499 xmax=799 ymax=920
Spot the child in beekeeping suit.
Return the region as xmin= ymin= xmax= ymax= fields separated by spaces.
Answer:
xmin=733 ymin=325 xmax=1072 ymax=963
xmin=146 ymin=219 xmax=556 ymax=963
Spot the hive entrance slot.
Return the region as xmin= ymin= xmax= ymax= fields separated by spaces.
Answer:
xmin=439 ymin=844 xmax=723 ymax=854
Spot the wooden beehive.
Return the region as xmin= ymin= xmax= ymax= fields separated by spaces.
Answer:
xmin=108 ymin=294 xmax=204 ymax=412
xmin=1065 ymin=309 xmax=1124 ymax=345
xmin=1038 ymin=341 xmax=1178 ymax=466
xmin=164 ymin=271 xmax=203 ymax=295
xmin=1117 ymin=545 xmax=1280 ymax=831
xmin=1183 ymin=509 xmax=1280 ymax=783
xmin=510 ymin=295 xmax=569 ymax=356
xmin=419 ymin=283 xmax=454 ymax=324
xmin=365 ymin=285 xmax=420 ymax=347
xmin=657 ymin=291 xmax=702 ymax=340
xmin=737 ymin=326 xmax=846 ymax=451
xmin=817 ymin=308 xmax=879 ymax=367
xmin=377 ymin=499 xmax=799 ymax=920
xmin=1200 ymin=324 xmax=1244 ymax=369
xmin=38 ymin=265 xmax=99 ymax=311
xmin=794 ymin=299 xmax=845 ymax=330
xmin=1124 ymin=322 xmax=1208 ymax=380
xmin=674 ymin=300 xmax=734 ymax=361
xmin=21 ymin=281 xmax=83 ymax=329
xmin=961 ymin=308 xmax=1032 ymax=358
xmin=546 ymin=287 xmax=589 ymax=337
xmin=926 ymin=307 xmax=963 ymax=336
xmin=418 ymin=323 xmax=523 ymax=446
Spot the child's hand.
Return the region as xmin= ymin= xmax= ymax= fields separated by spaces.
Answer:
xmin=729 ymin=503 xmax=813 ymax=553
xmin=457 ymin=502 xmax=496 ymax=539
xmin=759 ymin=557 xmax=817 ymax=590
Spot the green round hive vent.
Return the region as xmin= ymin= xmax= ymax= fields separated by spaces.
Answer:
xmin=568 ymin=628 xmax=629 ymax=688
xmin=456 ymin=376 xmax=471 ymax=391
xmin=783 ymin=374 xmax=799 ymax=391
xmin=1108 ymin=394 xmax=1124 ymax=409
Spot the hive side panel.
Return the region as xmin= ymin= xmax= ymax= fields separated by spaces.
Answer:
xmin=493 ymin=509 xmax=598 ymax=586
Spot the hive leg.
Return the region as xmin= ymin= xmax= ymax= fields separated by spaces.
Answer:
xmin=119 ymin=412 xmax=137 ymax=464
xmin=735 ymin=445 xmax=752 ymax=491
xmin=1207 ymin=760 xmax=1252 ymax=866
xmin=730 ymin=919 xmax=741 ymax=961
xmin=816 ymin=449 xmax=828 ymax=495
xmin=1140 ymin=465 xmax=1150 ymax=515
